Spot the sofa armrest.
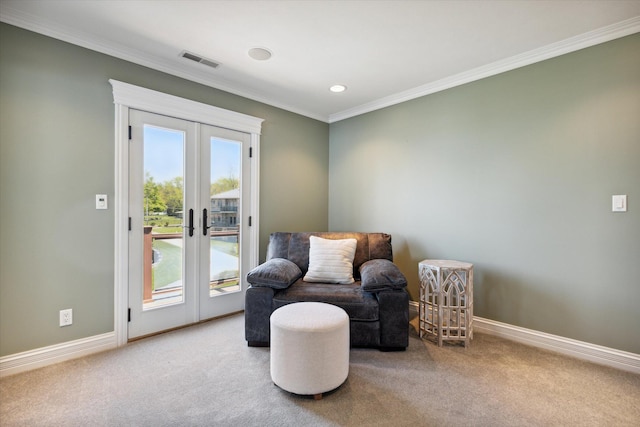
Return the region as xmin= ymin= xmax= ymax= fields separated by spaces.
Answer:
xmin=377 ymin=289 xmax=409 ymax=349
xmin=247 ymin=258 xmax=302 ymax=289
xmin=359 ymin=259 xmax=407 ymax=292
xmin=245 ymin=286 xmax=275 ymax=344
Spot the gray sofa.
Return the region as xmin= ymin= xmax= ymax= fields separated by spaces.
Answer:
xmin=244 ymin=232 xmax=409 ymax=351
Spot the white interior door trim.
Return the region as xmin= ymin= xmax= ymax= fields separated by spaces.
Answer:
xmin=110 ymin=79 xmax=263 ymax=346
xmin=110 ymin=80 xmax=263 ymax=134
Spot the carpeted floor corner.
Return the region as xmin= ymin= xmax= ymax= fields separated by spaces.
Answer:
xmin=1 ymin=313 xmax=639 ymax=426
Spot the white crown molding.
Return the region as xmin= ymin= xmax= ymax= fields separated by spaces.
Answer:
xmin=0 ymin=332 xmax=116 ymax=377
xmin=409 ymin=302 xmax=640 ymax=374
xmin=0 ymin=4 xmax=327 ymax=123
xmin=1 ymin=7 xmax=638 ymax=124
xmin=329 ymin=16 xmax=640 ymax=123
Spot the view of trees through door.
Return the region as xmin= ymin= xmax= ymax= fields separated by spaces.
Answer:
xmin=128 ymin=109 xmax=251 ymax=339
xmin=142 ymin=134 xmax=242 ymax=309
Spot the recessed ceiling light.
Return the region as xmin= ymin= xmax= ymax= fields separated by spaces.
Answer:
xmin=248 ymin=47 xmax=272 ymax=61
xmin=330 ymin=85 xmax=347 ymax=93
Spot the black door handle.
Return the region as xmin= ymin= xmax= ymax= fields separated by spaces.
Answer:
xmin=203 ymin=209 xmax=211 ymax=236
xmin=188 ymin=209 xmax=194 ymax=237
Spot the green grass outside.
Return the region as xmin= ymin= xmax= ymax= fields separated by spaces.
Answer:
xmin=146 ymin=215 xmax=183 ymax=234
xmin=153 ymin=226 xmax=183 ymax=234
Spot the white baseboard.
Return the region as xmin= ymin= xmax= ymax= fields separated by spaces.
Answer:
xmin=0 ymin=332 xmax=117 ymax=378
xmin=409 ymin=301 xmax=640 ymax=374
xmin=3 ymin=307 xmax=639 ymax=377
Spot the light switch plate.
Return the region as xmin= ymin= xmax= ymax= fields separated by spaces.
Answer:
xmin=612 ymin=195 xmax=627 ymax=212
xmin=96 ymin=194 xmax=108 ymax=209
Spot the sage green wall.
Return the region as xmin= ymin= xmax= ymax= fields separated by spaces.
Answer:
xmin=0 ymin=23 xmax=329 ymax=357
xmin=329 ymin=34 xmax=640 ymax=354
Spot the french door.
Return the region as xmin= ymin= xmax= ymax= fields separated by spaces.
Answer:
xmin=128 ymin=109 xmax=251 ymax=339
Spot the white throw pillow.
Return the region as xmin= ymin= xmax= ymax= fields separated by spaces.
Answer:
xmin=303 ymin=236 xmax=358 ymax=284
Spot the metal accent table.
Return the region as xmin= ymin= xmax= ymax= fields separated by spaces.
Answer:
xmin=418 ymin=260 xmax=474 ymax=347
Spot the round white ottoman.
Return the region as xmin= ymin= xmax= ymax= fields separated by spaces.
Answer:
xmin=270 ymin=302 xmax=350 ymax=399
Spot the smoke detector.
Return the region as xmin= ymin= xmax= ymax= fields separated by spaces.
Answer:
xmin=248 ymin=47 xmax=272 ymax=61
xmin=180 ymin=51 xmax=221 ymax=69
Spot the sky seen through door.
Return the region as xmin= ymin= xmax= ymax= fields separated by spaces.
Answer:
xmin=144 ymin=126 xmax=240 ymax=186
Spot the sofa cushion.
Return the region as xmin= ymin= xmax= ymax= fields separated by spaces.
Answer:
xmin=360 ymin=259 xmax=408 ymax=291
xmin=303 ymin=236 xmax=357 ymax=284
xmin=246 ymin=258 xmax=302 ymax=289
xmin=273 ymin=280 xmax=379 ymax=321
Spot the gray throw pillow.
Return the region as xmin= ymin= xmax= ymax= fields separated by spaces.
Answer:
xmin=360 ymin=259 xmax=407 ymax=291
xmin=247 ymin=258 xmax=302 ymax=289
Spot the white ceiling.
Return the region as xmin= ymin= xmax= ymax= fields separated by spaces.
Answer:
xmin=1 ymin=0 xmax=639 ymax=122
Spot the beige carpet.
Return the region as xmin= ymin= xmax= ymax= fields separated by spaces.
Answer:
xmin=1 ymin=313 xmax=639 ymax=426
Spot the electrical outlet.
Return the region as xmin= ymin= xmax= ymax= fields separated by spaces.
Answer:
xmin=60 ymin=309 xmax=73 ymax=327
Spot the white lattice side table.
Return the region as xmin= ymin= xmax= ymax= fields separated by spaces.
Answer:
xmin=418 ymin=260 xmax=474 ymax=347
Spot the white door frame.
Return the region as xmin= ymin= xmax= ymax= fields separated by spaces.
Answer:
xmin=110 ymin=79 xmax=263 ymax=346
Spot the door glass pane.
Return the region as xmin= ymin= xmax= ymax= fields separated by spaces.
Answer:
xmin=143 ymin=125 xmax=185 ymax=309
xmin=209 ymin=137 xmax=241 ymax=297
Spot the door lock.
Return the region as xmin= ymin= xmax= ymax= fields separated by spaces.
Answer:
xmin=203 ymin=209 xmax=211 ymax=235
